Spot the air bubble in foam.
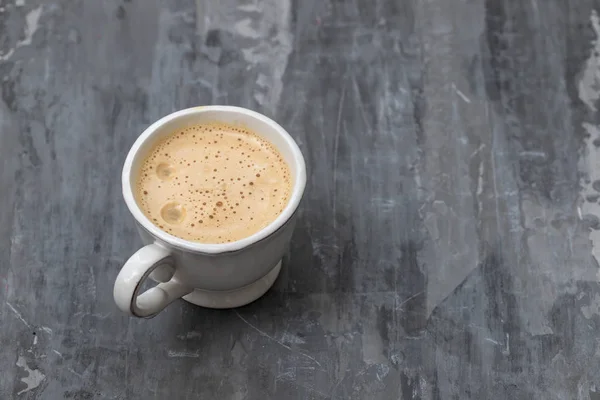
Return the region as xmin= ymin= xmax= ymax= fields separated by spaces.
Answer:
xmin=156 ymin=162 xmax=175 ymax=180
xmin=161 ymin=202 xmax=186 ymax=224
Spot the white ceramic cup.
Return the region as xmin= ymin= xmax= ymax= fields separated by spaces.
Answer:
xmin=113 ymin=106 xmax=306 ymax=318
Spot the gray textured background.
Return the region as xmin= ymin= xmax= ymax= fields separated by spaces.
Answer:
xmin=2 ymin=0 xmax=600 ymax=398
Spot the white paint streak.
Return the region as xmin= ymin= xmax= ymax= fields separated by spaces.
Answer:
xmin=579 ymin=10 xmax=600 ymax=111
xmin=67 ymin=368 xmax=84 ymax=379
xmin=419 ymin=376 xmax=432 ymax=399
xmin=578 ymin=11 xmax=600 ymax=274
xmin=234 ymin=18 xmax=261 ymax=39
xmin=504 ymin=333 xmax=510 ymax=355
xmin=16 ymin=356 xmax=45 ymax=395
xmin=452 ymin=83 xmax=471 ymax=103
xmin=234 ymin=311 xmax=322 ymax=367
xmin=6 ymin=302 xmax=31 ymax=327
xmin=255 ymin=73 xmax=269 ymax=88
xmin=276 ymin=370 xmax=296 ymax=381
xmin=167 ymin=350 xmax=200 ymax=358
xmin=332 ymin=86 xmax=346 ymax=231
xmin=469 ymin=144 xmax=486 ymax=159
xmin=371 ymin=198 xmax=397 ymax=213
xmin=390 ymin=353 xmax=403 ymax=365
xmin=33 ymin=335 xmax=38 ymax=346
xmin=519 ymin=150 xmax=548 ymax=160
xmin=351 ymin=73 xmax=373 ymax=135
xmin=52 ymin=350 xmax=62 ymax=357
xmin=476 ymin=159 xmax=484 ymax=198
xmin=40 ymin=326 xmax=53 ymax=335
xmin=20 ymin=6 xmax=42 ymax=46
xmin=0 ymin=5 xmax=43 ymax=61
xmin=237 ymin=3 xmax=260 ymax=12
xmin=204 ymin=0 xmax=292 ymax=112
xmin=177 ymin=331 xmax=202 ymax=340
xmin=281 ymin=332 xmax=306 ymax=344
xmin=375 ymin=364 xmax=390 ymax=381
xmin=73 ymin=311 xmax=110 ymax=319
xmin=195 ymin=0 xmax=208 ymax=36
xmin=579 ymin=122 xmax=600 ymax=266
xmin=395 ymin=291 xmax=425 ymax=311
xmin=87 ymin=264 xmax=97 ymax=300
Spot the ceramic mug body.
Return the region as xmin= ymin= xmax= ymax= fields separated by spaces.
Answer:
xmin=114 ymin=106 xmax=306 ymax=318
xmin=133 ymin=214 xmax=297 ymax=291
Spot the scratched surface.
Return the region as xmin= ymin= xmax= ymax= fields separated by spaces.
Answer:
xmin=2 ymin=0 xmax=600 ymax=398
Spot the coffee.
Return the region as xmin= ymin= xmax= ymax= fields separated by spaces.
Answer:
xmin=136 ymin=123 xmax=292 ymax=244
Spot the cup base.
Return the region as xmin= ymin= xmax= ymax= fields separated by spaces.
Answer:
xmin=181 ymin=260 xmax=282 ymax=309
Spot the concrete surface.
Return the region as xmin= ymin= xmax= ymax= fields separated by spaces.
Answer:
xmin=2 ymin=0 xmax=600 ymax=398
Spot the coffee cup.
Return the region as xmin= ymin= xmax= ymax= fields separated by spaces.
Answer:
xmin=113 ymin=106 xmax=306 ymax=318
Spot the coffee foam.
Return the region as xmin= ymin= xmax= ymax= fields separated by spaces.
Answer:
xmin=135 ymin=122 xmax=292 ymax=244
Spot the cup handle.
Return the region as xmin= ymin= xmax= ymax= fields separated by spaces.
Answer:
xmin=113 ymin=243 xmax=193 ymax=318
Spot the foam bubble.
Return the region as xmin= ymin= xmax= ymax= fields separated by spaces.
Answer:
xmin=156 ymin=162 xmax=175 ymax=180
xmin=161 ymin=202 xmax=186 ymax=224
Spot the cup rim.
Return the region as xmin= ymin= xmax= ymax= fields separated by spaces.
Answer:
xmin=122 ymin=106 xmax=307 ymax=254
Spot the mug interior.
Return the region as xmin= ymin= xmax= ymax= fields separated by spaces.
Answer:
xmin=122 ymin=106 xmax=306 ymax=254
